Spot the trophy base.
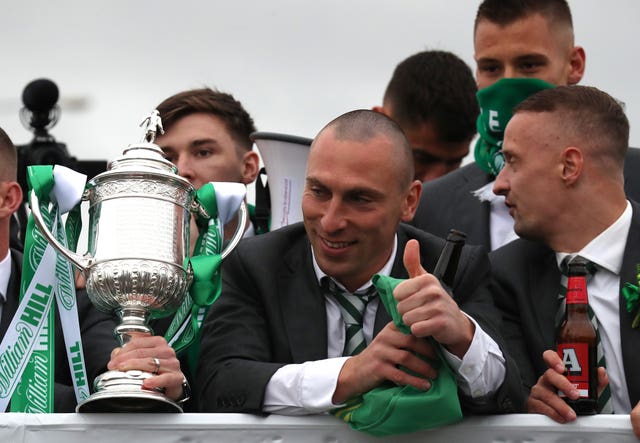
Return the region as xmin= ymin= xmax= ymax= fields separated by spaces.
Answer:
xmin=76 ymin=370 xmax=183 ymax=413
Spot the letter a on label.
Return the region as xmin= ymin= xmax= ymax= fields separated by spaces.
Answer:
xmin=562 ymin=348 xmax=583 ymax=374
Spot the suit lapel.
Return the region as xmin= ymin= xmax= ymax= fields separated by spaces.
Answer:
xmin=279 ymin=239 xmax=329 ymax=363
xmin=457 ymin=165 xmax=493 ymax=247
xmin=619 ymin=203 xmax=640 ymax=405
xmin=528 ymin=248 xmax=560 ymax=350
xmin=0 ymin=251 xmax=21 ymax=341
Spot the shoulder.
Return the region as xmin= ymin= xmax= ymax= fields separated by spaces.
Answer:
xmin=398 ymin=223 xmax=446 ymax=250
xmin=421 ymin=163 xmax=490 ymax=194
xmin=625 ymin=147 xmax=640 ymax=163
xmin=489 ymin=238 xmax=550 ymax=273
xmin=398 ymin=223 xmax=487 ymax=272
xmin=231 ymin=222 xmax=309 ymax=263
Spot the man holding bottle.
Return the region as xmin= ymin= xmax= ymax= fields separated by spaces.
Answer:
xmin=489 ymin=85 xmax=640 ymax=423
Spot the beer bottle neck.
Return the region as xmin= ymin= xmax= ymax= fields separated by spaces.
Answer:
xmin=566 ymin=274 xmax=589 ymax=305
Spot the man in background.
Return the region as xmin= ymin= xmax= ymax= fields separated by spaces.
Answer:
xmin=411 ymin=0 xmax=640 ymax=250
xmin=374 ymin=50 xmax=478 ymax=182
xmin=154 ymin=87 xmax=266 ymax=237
xmin=0 ymin=126 xmax=116 ymax=411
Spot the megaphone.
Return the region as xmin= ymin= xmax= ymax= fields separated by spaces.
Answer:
xmin=251 ymin=132 xmax=313 ymax=230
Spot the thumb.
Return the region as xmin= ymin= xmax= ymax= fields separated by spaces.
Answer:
xmin=403 ymin=239 xmax=427 ymax=278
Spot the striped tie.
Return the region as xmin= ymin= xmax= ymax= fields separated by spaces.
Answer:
xmin=557 ymin=256 xmax=613 ymax=414
xmin=322 ymin=278 xmax=376 ymax=356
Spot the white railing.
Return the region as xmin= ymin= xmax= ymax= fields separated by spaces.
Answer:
xmin=0 ymin=413 xmax=635 ymax=443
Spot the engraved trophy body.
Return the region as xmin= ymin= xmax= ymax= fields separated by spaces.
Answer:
xmin=29 ymin=111 xmax=247 ymax=412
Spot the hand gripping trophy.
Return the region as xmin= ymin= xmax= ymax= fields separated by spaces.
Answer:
xmin=29 ymin=111 xmax=247 ymax=412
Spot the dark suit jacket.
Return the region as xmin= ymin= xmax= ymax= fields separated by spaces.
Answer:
xmin=489 ymin=202 xmax=640 ymax=407
xmin=1 ymin=249 xmax=117 ymax=412
xmin=197 ymin=223 xmax=524 ymax=414
xmin=411 ymin=148 xmax=640 ymax=249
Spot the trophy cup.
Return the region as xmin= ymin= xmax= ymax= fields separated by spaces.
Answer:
xmin=29 ymin=110 xmax=247 ymax=412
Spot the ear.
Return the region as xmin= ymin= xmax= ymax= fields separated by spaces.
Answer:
xmin=240 ymin=150 xmax=260 ymax=185
xmin=372 ymin=105 xmax=390 ymax=117
xmin=561 ymin=146 xmax=583 ymax=185
xmin=567 ymin=46 xmax=586 ymax=85
xmin=400 ymin=180 xmax=422 ymax=222
xmin=0 ymin=181 xmax=23 ymax=219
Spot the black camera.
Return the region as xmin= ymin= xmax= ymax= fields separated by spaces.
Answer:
xmin=12 ymin=78 xmax=107 ymax=249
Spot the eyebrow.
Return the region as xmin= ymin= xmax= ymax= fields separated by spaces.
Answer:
xmin=476 ymin=52 xmax=549 ymax=64
xmin=306 ymin=177 xmax=386 ymax=199
xmin=160 ymin=137 xmax=222 ymax=152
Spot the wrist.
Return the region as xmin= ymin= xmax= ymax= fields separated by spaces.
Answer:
xmin=446 ymin=315 xmax=475 ymax=358
xmin=176 ymin=377 xmax=191 ymax=404
xmin=332 ymin=357 xmax=360 ymax=404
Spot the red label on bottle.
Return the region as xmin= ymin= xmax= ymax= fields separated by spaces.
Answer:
xmin=557 ymin=343 xmax=591 ymax=397
xmin=565 ymin=277 xmax=588 ymax=304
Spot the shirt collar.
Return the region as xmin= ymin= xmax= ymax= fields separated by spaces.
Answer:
xmin=556 ymin=200 xmax=632 ymax=275
xmin=312 ymin=234 xmax=398 ymax=292
xmin=0 ymin=250 xmax=11 ymax=302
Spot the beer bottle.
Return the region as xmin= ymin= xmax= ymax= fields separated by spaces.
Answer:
xmin=433 ymin=229 xmax=466 ymax=287
xmin=556 ymin=258 xmax=598 ymax=415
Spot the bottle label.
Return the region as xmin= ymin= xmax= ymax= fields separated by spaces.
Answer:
xmin=557 ymin=343 xmax=591 ymax=397
xmin=565 ymin=277 xmax=588 ymax=304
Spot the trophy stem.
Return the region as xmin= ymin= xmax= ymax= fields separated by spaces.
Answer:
xmin=115 ymin=307 xmax=153 ymax=345
xmin=77 ymin=305 xmax=182 ymax=413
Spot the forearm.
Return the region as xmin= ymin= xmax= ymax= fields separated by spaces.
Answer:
xmin=441 ymin=316 xmax=506 ymax=401
xmin=263 ymin=358 xmax=349 ymax=415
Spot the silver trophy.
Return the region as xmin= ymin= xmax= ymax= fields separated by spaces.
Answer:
xmin=29 ymin=110 xmax=247 ymax=412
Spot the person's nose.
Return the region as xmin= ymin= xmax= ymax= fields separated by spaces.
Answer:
xmin=503 ymin=65 xmax=517 ymax=80
xmin=493 ymin=168 xmax=509 ymax=196
xmin=320 ymin=198 xmax=347 ymax=233
xmin=174 ymin=155 xmax=194 ymax=181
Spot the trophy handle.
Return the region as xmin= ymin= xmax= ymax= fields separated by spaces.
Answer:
xmin=220 ymin=200 xmax=248 ymax=260
xmin=29 ymin=190 xmax=92 ymax=272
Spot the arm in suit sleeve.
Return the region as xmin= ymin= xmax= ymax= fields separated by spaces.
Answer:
xmin=196 ymin=247 xmax=286 ymax=413
xmin=487 ymin=243 xmax=554 ymax=400
xmin=449 ymin=243 xmax=527 ymax=413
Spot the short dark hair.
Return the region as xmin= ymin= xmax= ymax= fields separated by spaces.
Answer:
xmin=156 ymin=88 xmax=257 ymax=152
xmin=475 ymin=0 xmax=573 ymax=32
xmin=317 ymin=109 xmax=414 ymax=187
xmin=0 ymin=127 xmax=17 ymax=181
xmin=383 ymin=50 xmax=478 ymax=144
xmin=514 ymin=86 xmax=629 ymax=165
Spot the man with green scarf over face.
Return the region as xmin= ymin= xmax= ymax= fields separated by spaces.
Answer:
xmin=411 ymin=0 xmax=640 ymax=251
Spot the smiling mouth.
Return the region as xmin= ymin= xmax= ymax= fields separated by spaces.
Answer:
xmin=321 ymin=237 xmax=355 ymax=249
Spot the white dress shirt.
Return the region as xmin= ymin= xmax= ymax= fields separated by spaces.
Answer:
xmin=490 ymin=196 xmax=519 ymax=250
xmin=263 ymin=235 xmax=506 ymax=414
xmin=473 ymin=180 xmax=519 ymax=251
xmin=555 ymin=201 xmax=633 ymax=413
xmin=0 ymin=250 xmax=11 ymax=319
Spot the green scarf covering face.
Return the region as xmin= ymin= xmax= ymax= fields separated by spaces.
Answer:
xmin=474 ymin=78 xmax=555 ymax=176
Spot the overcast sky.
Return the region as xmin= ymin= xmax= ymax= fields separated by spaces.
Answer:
xmin=1 ymin=0 xmax=638 ymax=163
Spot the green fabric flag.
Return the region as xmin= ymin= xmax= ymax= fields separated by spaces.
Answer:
xmin=331 ymin=274 xmax=463 ymax=436
xmin=474 ymin=78 xmax=555 ymax=176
